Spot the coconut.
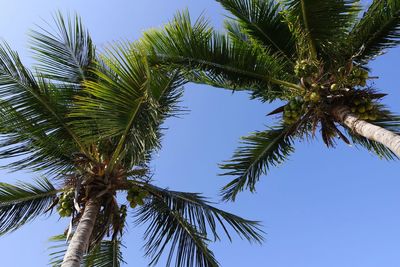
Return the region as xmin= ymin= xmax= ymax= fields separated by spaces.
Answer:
xmin=369 ymin=114 xmax=377 ymax=120
xmin=291 ymin=111 xmax=299 ymax=118
xmin=310 ymin=92 xmax=320 ymax=102
xmin=135 ymin=196 xmax=144 ymax=206
xmin=139 ymin=191 xmax=149 ymax=198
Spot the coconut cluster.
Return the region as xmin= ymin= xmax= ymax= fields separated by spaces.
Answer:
xmin=57 ymin=188 xmax=74 ymax=217
xmin=126 ymin=187 xmax=149 ymax=208
xmin=283 ymin=98 xmax=304 ymax=124
xmin=294 ymin=59 xmax=319 ymax=78
xmin=303 ymin=66 xmax=368 ymax=99
xmin=341 ymin=67 xmax=369 ymax=87
xmin=350 ymin=97 xmax=378 ymax=120
xmin=335 ymin=66 xmax=368 ymax=90
xmin=283 ymin=61 xmax=376 ymax=125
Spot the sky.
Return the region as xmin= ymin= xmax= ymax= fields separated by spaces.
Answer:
xmin=0 ymin=1 xmax=400 ymax=267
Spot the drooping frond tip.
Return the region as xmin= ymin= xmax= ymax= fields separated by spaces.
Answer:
xmin=134 ymin=184 xmax=264 ymax=267
xmin=0 ymin=177 xmax=58 ymax=236
xmin=220 ymin=125 xmax=294 ymax=201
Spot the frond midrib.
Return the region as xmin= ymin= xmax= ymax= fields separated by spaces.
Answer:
xmin=0 ymin=67 xmax=88 ymax=158
xmin=222 ymin=128 xmax=291 ymax=200
xmin=0 ymin=188 xmax=60 ymax=207
xmin=156 ymin=54 xmax=302 ymax=91
xmin=300 ymin=0 xmax=317 ymax=58
xmin=354 ymin=10 xmax=400 ymax=61
xmin=155 ymin=197 xmax=217 ymax=265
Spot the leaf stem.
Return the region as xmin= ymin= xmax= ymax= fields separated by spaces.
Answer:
xmin=300 ymin=0 xmax=317 ymax=58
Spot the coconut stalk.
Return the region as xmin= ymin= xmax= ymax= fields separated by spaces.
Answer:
xmin=333 ymin=106 xmax=400 ymax=157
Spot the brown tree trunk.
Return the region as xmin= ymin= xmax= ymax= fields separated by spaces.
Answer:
xmin=333 ymin=106 xmax=400 ymax=157
xmin=61 ymin=198 xmax=100 ymax=267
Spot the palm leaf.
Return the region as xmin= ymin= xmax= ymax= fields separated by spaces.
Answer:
xmin=0 ymin=41 xmax=87 ymax=172
xmin=0 ymin=177 xmax=58 ymax=235
xmin=30 ymin=12 xmax=94 ymax=84
xmin=283 ymin=0 xmax=360 ymax=58
xmin=70 ymin=42 xmax=183 ymax=170
xmin=134 ymin=183 xmax=264 ymax=267
xmin=49 ymin=235 xmax=125 ymax=267
xmin=348 ymin=0 xmax=400 ymax=63
xmin=220 ymin=125 xmax=294 ymax=201
xmin=217 ymin=0 xmax=296 ymax=59
xmin=0 ymin=99 xmax=75 ymax=173
xmin=143 ymin=11 xmax=297 ymax=101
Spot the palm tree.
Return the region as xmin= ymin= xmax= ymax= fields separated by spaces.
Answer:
xmin=142 ymin=0 xmax=400 ymax=201
xmin=0 ymin=13 xmax=263 ymax=267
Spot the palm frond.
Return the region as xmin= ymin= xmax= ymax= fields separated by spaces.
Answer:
xmin=134 ymin=183 xmax=264 ymax=267
xmin=224 ymin=20 xmax=248 ymax=42
xmin=142 ymin=11 xmax=295 ymax=101
xmin=84 ymin=240 xmax=125 ymax=267
xmin=30 ymin=12 xmax=94 ymax=84
xmin=0 ymin=41 xmax=86 ymax=172
xmin=220 ymin=125 xmax=294 ymax=201
xmin=70 ymin=42 xmax=183 ymax=170
xmin=49 ymin=235 xmax=125 ymax=267
xmin=283 ymin=0 xmax=360 ymax=58
xmin=0 ymin=99 xmax=76 ymax=173
xmin=217 ymin=0 xmax=296 ymax=59
xmin=348 ymin=0 xmax=400 ymax=63
xmin=0 ymin=177 xmax=58 ymax=235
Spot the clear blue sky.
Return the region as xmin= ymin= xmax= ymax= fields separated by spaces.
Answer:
xmin=1 ymin=1 xmax=400 ymax=266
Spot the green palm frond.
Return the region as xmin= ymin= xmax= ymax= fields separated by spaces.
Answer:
xmin=70 ymin=42 xmax=183 ymax=170
xmin=217 ymin=0 xmax=296 ymax=59
xmin=0 ymin=100 xmax=73 ymax=173
xmin=220 ymin=125 xmax=294 ymax=201
xmin=134 ymin=184 xmax=264 ymax=267
xmin=0 ymin=42 xmax=86 ymax=172
xmin=143 ymin=11 xmax=298 ymax=101
xmin=283 ymin=0 xmax=360 ymax=58
xmin=0 ymin=177 xmax=58 ymax=235
xmin=84 ymin=240 xmax=125 ymax=267
xmin=348 ymin=0 xmax=400 ymax=63
xmin=30 ymin=12 xmax=94 ymax=84
xmin=224 ymin=20 xmax=249 ymax=42
xmin=49 ymin=235 xmax=125 ymax=267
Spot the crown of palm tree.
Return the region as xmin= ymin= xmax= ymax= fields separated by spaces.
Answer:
xmin=142 ymin=0 xmax=400 ymax=201
xmin=0 ymin=13 xmax=263 ymax=266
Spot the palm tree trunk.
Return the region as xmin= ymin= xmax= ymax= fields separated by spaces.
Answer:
xmin=333 ymin=106 xmax=400 ymax=157
xmin=61 ymin=198 xmax=100 ymax=267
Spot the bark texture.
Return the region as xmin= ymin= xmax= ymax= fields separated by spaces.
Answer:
xmin=333 ymin=106 xmax=400 ymax=157
xmin=61 ymin=198 xmax=100 ymax=267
